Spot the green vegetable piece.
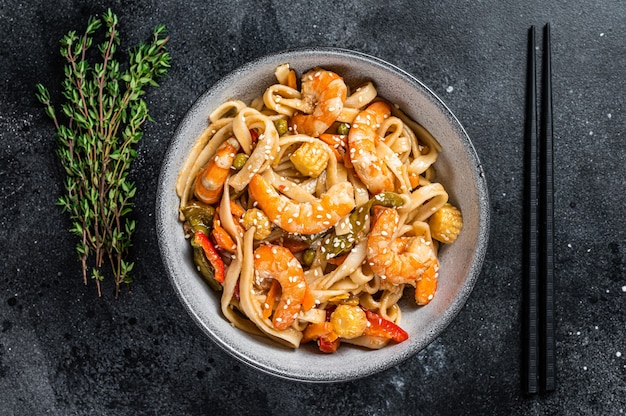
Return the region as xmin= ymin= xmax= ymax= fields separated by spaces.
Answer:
xmin=181 ymin=201 xmax=216 ymax=235
xmin=321 ymin=192 xmax=405 ymax=259
xmin=232 ymin=152 xmax=249 ymax=171
xmin=302 ymin=248 xmax=316 ymax=267
xmin=371 ymin=192 xmax=405 ymax=208
xmin=336 ymin=122 xmax=350 ymax=135
xmin=274 ymin=118 xmax=289 ymax=135
xmin=321 ymin=234 xmax=356 ymax=259
xmin=349 ymin=192 xmax=404 ymax=234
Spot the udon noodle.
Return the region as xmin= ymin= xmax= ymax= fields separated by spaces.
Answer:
xmin=176 ymin=64 xmax=463 ymax=351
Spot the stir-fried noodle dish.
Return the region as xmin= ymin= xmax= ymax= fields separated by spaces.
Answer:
xmin=176 ymin=65 xmax=463 ymax=352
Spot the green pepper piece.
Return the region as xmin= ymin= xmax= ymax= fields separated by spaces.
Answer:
xmin=182 ymin=201 xmax=216 ymax=235
xmin=348 ymin=192 xmax=404 ymax=235
xmin=321 ymin=192 xmax=405 ymax=259
xmin=372 ymin=191 xmax=405 ymax=207
xmin=321 ymin=234 xmax=356 ymax=259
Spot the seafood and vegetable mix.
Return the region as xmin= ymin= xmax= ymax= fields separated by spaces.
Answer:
xmin=176 ymin=65 xmax=463 ymax=352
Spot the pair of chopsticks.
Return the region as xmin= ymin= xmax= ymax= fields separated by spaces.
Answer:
xmin=523 ymin=23 xmax=555 ymax=394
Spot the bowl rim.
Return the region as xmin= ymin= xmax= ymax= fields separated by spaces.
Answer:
xmin=156 ymin=46 xmax=490 ymax=382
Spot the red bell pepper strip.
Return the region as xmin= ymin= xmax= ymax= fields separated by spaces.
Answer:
xmin=249 ymin=128 xmax=259 ymax=144
xmin=301 ymin=307 xmax=341 ymax=353
xmin=193 ymin=230 xmax=225 ymax=284
xmin=302 ymin=321 xmax=340 ymax=353
xmin=318 ymin=335 xmax=340 ymax=353
xmin=363 ymin=309 xmax=409 ymax=343
xmin=318 ymin=307 xmax=341 ymax=352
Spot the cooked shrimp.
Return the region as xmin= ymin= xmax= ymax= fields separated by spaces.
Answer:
xmin=291 ymin=69 xmax=347 ymax=137
xmin=248 ymin=173 xmax=355 ymax=235
xmin=254 ymin=244 xmax=307 ymax=330
xmin=348 ymin=101 xmax=395 ymax=195
xmin=367 ymin=207 xmax=439 ymax=304
xmin=194 ymin=137 xmax=240 ymax=204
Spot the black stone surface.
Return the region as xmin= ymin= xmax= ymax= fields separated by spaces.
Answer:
xmin=1 ymin=1 xmax=625 ymax=415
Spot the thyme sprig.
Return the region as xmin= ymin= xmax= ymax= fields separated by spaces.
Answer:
xmin=36 ymin=9 xmax=171 ymax=297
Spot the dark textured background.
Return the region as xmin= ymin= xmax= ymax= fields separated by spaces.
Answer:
xmin=1 ymin=1 xmax=625 ymax=415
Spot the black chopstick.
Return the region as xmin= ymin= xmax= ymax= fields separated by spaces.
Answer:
xmin=539 ymin=23 xmax=556 ymax=393
xmin=523 ymin=24 xmax=539 ymax=395
xmin=523 ymin=23 xmax=555 ymax=395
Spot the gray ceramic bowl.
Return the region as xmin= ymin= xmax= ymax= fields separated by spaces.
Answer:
xmin=156 ymin=47 xmax=489 ymax=382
